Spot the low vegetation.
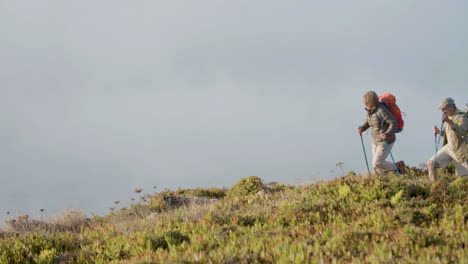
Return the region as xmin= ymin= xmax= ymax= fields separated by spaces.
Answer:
xmin=0 ymin=169 xmax=466 ymax=263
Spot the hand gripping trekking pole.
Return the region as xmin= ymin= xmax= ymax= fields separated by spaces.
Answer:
xmin=381 ymin=130 xmax=400 ymax=176
xmin=432 ymin=121 xmax=444 ymax=172
xmin=358 ymin=127 xmax=371 ymax=177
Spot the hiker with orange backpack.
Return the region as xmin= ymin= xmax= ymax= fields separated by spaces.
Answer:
xmin=357 ymin=91 xmax=406 ymax=175
xmin=427 ymin=97 xmax=468 ymax=181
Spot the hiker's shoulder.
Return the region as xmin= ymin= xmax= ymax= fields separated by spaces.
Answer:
xmin=376 ymin=103 xmax=391 ymax=114
xmin=455 ymin=109 xmax=467 ymax=120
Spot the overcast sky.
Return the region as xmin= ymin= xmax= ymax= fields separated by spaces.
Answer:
xmin=0 ymin=0 xmax=466 ymax=220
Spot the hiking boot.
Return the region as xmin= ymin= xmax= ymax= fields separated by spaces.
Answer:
xmin=396 ymin=161 xmax=406 ymax=174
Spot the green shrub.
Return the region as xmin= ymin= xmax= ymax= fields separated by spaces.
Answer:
xmin=406 ymin=184 xmax=429 ymax=199
xmin=444 ymin=162 xmax=456 ymax=175
xmin=175 ymin=187 xmax=227 ymax=199
xmin=390 ymin=190 xmax=405 ymax=205
xmin=1 ymin=171 xmax=465 ymax=263
xmin=148 ymin=231 xmax=190 ymax=251
xmin=149 ymin=236 xmax=168 ymax=250
xmin=237 ymin=216 xmax=256 ymax=227
xmin=227 ymin=176 xmax=265 ymax=197
xmin=395 ymin=208 xmax=430 ymax=226
xmin=164 ymin=231 xmax=190 ymax=246
xmin=147 ymin=194 xmax=171 ymax=212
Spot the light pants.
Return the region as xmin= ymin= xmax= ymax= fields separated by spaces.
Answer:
xmin=372 ymin=142 xmax=395 ymax=175
xmin=430 ymin=144 xmax=468 ymax=176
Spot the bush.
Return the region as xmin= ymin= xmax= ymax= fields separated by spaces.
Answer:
xmin=444 ymin=162 xmax=456 ymax=175
xmin=406 ymin=184 xmax=429 ymax=199
xmin=147 ymin=194 xmax=171 ymax=213
xmin=148 ymin=231 xmax=190 ymax=251
xmin=164 ymin=231 xmax=190 ymax=246
xmin=49 ymin=209 xmax=89 ymax=232
xmin=1 ymin=171 xmax=465 ymax=263
xmin=395 ymin=208 xmax=430 ymax=226
xmin=175 ymin=187 xmax=227 ymax=199
xmin=227 ymin=176 xmax=265 ymax=197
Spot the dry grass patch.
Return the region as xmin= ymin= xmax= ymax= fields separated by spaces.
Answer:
xmin=2 ymin=209 xmax=89 ymax=235
xmin=48 ymin=209 xmax=89 ymax=232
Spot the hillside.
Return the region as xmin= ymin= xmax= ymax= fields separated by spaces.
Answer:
xmin=0 ymin=169 xmax=466 ymax=263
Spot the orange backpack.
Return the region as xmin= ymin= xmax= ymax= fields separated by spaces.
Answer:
xmin=379 ymin=93 xmax=404 ymax=133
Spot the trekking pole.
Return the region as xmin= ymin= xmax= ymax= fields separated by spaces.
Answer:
xmin=432 ymin=125 xmax=438 ymax=171
xmin=384 ymin=142 xmax=400 ymax=176
xmin=381 ymin=130 xmax=400 ymax=176
xmin=358 ymin=127 xmax=371 ymax=177
xmin=432 ymin=121 xmax=444 ymax=172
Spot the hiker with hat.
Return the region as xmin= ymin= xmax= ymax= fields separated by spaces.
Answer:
xmin=357 ymin=91 xmax=406 ymax=175
xmin=427 ymin=97 xmax=468 ymax=180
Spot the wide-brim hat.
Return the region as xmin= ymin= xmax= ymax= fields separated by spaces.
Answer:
xmin=437 ymin=97 xmax=455 ymax=110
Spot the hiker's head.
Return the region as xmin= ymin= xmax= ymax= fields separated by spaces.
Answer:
xmin=363 ymin=91 xmax=379 ymax=111
xmin=438 ymin=97 xmax=456 ymax=115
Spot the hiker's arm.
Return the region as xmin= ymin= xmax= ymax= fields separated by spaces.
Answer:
xmin=360 ymin=121 xmax=370 ymax=132
xmin=380 ymin=107 xmax=397 ymax=135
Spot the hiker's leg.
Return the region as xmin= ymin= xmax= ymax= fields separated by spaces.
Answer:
xmin=372 ymin=143 xmax=385 ymax=175
xmin=428 ymin=145 xmax=452 ymax=181
xmin=371 ymin=143 xmax=379 ymax=174
xmin=427 ymin=159 xmax=438 ymax=181
xmin=452 ymin=160 xmax=468 ymax=176
xmin=373 ymin=142 xmax=394 ymax=174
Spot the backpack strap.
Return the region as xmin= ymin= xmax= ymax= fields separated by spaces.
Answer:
xmin=454 ymin=110 xmax=468 ymax=137
xmin=376 ymin=104 xmax=391 ymax=132
xmin=375 ymin=103 xmax=385 ymax=122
